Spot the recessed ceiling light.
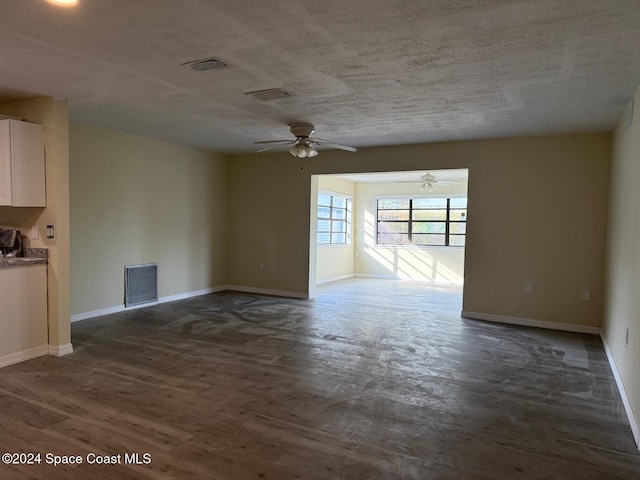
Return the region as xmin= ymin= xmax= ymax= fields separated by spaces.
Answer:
xmin=46 ymin=0 xmax=78 ymax=6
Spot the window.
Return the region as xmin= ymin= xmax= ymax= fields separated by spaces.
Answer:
xmin=318 ymin=191 xmax=352 ymax=245
xmin=376 ymin=196 xmax=467 ymax=247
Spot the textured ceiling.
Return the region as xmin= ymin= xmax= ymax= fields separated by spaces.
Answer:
xmin=1 ymin=0 xmax=639 ymax=153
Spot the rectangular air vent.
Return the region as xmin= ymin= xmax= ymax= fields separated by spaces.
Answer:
xmin=182 ymin=57 xmax=228 ymax=72
xmin=125 ymin=263 xmax=158 ymax=307
xmin=245 ymin=88 xmax=294 ymax=101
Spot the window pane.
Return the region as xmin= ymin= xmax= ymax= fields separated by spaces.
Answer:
xmin=412 ymin=209 xmax=446 ymax=221
xmin=332 ymin=220 xmax=346 ymax=233
xmin=413 ymin=198 xmax=447 ymax=209
xmin=317 ymin=220 xmax=331 ymax=232
xmin=378 ymin=198 xmax=409 ymax=209
xmin=378 ymin=210 xmax=410 ymax=221
xmin=449 ymin=235 xmax=466 ymax=246
xmin=318 ymin=206 xmax=331 ymax=219
xmin=450 ymin=197 xmax=468 ymax=208
xmin=412 ymin=222 xmax=446 ymax=234
xmin=333 ymin=196 xmax=347 ymax=208
xmin=450 ymin=209 xmax=467 ymax=221
xmin=318 ymin=193 xmax=332 ymax=207
xmin=378 ymin=233 xmax=410 ymax=244
xmin=413 ymin=234 xmax=446 ymax=246
xmin=332 ymin=208 xmax=347 ymax=220
xmin=317 ymin=232 xmax=330 ymax=244
xmin=450 ymin=222 xmax=466 ymax=234
xmin=332 ymin=233 xmax=347 ymax=244
xmin=378 ymin=222 xmax=409 ymax=233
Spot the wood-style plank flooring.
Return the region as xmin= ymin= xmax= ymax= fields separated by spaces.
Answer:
xmin=1 ymin=278 xmax=639 ymax=479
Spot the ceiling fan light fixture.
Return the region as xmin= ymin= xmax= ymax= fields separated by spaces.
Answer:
xmin=288 ymin=142 xmax=317 ymax=158
xmin=306 ymin=144 xmax=318 ymax=157
xmin=289 ymin=144 xmax=307 ymax=158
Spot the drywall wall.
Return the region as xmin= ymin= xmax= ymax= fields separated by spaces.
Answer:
xmin=354 ymin=177 xmax=467 ymax=283
xmin=603 ymin=86 xmax=640 ymax=444
xmin=70 ymin=124 xmax=227 ymax=316
xmin=0 ymin=97 xmax=71 ymax=352
xmin=316 ymin=176 xmax=355 ymax=283
xmin=228 ymin=133 xmax=610 ymax=328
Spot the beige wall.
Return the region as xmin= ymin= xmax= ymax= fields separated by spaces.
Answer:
xmin=354 ymin=177 xmax=467 ymax=283
xmin=227 ymin=154 xmax=312 ymax=293
xmin=316 ymin=176 xmax=355 ymax=283
xmin=69 ymin=124 xmax=228 ymax=316
xmin=0 ymin=97 xmax=71 ymax=349
xmin=228 ymin=133 xmax=610 ymax=328
xmin=603 ymin=86 xmax=640 ymax=441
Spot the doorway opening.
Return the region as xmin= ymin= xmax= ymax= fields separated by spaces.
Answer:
xmin=308 ymin=169 xmax=469 ymax=297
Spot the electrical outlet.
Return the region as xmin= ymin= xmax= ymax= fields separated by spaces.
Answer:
xmin=259 ymin=261 xmax=264 ymax=271
xmin=580 ymin=289 xmax=591 ymax=302
xmin=524 ymin=283 xmax=533 ymax=295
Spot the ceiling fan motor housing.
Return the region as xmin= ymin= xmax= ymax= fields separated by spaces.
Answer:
xmin=290 ymin=123 xmax=315 ymax=138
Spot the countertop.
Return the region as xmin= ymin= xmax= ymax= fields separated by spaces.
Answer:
xmin=0 ymin=247 xmax=48 ymax=268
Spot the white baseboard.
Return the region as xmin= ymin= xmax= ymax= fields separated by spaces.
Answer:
xmin=316 ymin=273 xmax=355 ymax=285
xmin=49 ymin=343 xmax=74 ymax=357
xmin=0 ymin=345 xmax=49 ymax=368
xmin=461 ymin=311 xmax=601 ymax=335
xmin=71 ymin=305 xmax=126 ymax=323
xmin=71 ymin=286 xmax=227 ymax=323
xmin=158 ymin=287 xmax=226 ymax=303
xmin=225 ymin=285 xmax=308 ymax=299
xmin=355 ymin=273 xmax=398 ymax=280
xmin=355 ymin=273 xmax=463 ymax=285
xmin=600 ymin=333 xmax=640 ymax=449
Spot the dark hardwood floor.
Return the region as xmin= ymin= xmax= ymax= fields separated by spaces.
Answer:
xmin=1 ymin=278 xmax=639 ymax=479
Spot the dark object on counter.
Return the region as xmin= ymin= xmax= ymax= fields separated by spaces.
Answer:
xmin=0 ymin=227 xmax=23 ymax=257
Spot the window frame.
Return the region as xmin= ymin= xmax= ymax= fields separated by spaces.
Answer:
xmin=317 ymin=190 xmax=353 ymax=246
xmin=374 ymin=194 xmax=467 ymax=248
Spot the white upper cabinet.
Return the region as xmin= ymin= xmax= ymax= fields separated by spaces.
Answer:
xmin=0 ymin=119 xmax=46 ymax=207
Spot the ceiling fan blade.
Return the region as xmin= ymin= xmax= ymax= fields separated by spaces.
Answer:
xmin=309 ymin=138 xmax=357 ymax=152
xmin=325 ymin=143 xmax=357 ymax=152
xmin=436 ymin=180 xmax=461 ymax=185
xmin=256 ymin=144 xmax=291 ymax=153
xmin=254 ymin=139 xmax=293 ymax=144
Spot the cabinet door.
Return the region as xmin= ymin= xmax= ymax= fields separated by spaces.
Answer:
xmin=11 ymin=121 xmax=46 ymax=207
xmin=0 ymin=122 xmax=12 ymax=206
xmin=0 ymin=264 xmax=48 ymax=362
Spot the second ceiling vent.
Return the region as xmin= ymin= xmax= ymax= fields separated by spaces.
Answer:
xmin=182 ymin=57 xmax=228 ymax=72
xmin=245 ymin=88 xmax=294 ymax=101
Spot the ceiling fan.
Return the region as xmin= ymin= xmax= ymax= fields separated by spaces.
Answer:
xmin=255 ymin=123 xmax=357 ymax=158
xmin=398 ymin=172 xmax=460 ymax=192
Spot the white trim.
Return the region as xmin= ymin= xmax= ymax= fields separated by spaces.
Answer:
xmin=600 ymin=333 xmax=640 ymax=449
xmin=355 ymin=273 xmax=399 ymax=280
xmin=71 ymin=286 xmax=227 ymax=322
xmin=71 ymin=305 xmax=125 ymax=323
xmin=48 ymin=343 xmax=74 ymax=357
xmin=316 ymin=273 xmax=355 ymax=285
xmin=0 ymin=345 xmax=49 ymax=368
xmin=158 ymin=287 xmax=224 ymax=304
xmin=355 ymin=273 xmax=463 ymax=285
xmin=225 ymin=285 xmax=308 ymax=299
xmin=461 ymin=311 xmax=601 ymax=335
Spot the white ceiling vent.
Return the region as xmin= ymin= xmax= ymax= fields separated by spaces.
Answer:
xmin=245 ymin=88 xmax=294 ymax=101
xmin=182 ymin=57 xmax=228 ymax=72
